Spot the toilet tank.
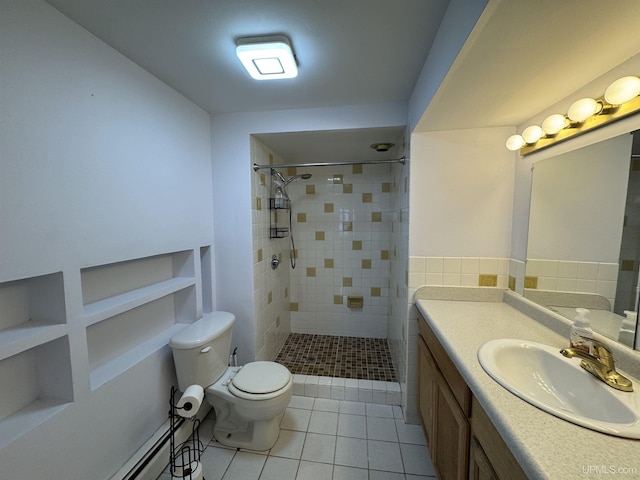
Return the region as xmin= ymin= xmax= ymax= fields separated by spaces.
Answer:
xmin=169 ymin=311 xmax=235 ymax=392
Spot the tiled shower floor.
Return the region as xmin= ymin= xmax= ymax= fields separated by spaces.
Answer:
xmin=275 ymin=334 xmax=397 ymax=382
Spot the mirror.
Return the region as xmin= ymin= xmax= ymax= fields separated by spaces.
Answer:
xmin=525 ymin=131 xmax=640 ymax=348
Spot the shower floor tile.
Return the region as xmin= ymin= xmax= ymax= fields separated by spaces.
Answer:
xmin=275 ymin=334 xmax=397 ymax=382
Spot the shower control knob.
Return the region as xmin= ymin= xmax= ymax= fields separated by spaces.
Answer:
xmin=271 ymin=255 xmax=280 ymax=270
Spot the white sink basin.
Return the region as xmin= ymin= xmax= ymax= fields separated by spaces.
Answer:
xmin=478 ymin=339 xmax=640 ymax=439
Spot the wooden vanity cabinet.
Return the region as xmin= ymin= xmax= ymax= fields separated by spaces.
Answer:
xmin=418 ymin=313 xmax=470 ymax=480
xmin=417 ymin=313 xmax=528 ymax=480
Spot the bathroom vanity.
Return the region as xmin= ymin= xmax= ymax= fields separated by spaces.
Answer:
xmin=415 ymin=288 xmax=640 ymax=480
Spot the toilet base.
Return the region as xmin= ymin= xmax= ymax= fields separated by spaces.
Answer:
xmin=205 ymin=366 xmax=292 ymax=451
xmin=212 ymin=411 xmax=284 ymax=451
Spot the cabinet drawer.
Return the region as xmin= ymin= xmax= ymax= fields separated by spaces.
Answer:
xmin=418 ymin=313 xmax=471 ymax=415
xmin=471 ymin=397 xmax=528 ymax=480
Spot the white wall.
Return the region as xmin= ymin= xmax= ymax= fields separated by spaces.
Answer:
xmin=408 ymin=0 xmax=488 ymax=131
xmin=409 ymin=127 xmax=515 ymax=258
xmin=210 ymin=103 xmax=408 ymax=365
xmin=0 ymin=1 xmax=213 ymax=478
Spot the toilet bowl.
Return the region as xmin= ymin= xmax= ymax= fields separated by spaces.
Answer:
xmin=169 ymin=312 xmax=292 ymax=451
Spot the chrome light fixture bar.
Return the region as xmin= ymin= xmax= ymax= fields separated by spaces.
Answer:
xmin=507 ymin=75 xmax=640 ymax=155
xmin=236 ymin=35 xmax=298 ymax=80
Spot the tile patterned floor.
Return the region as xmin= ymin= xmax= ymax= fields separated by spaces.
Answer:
xmin=275 ymin=334 xmax=397 ymax=382
xmin=158 ymin=396 xmax=435 ymax=480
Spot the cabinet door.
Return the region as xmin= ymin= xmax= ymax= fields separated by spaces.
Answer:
xmin=418 ymin=334 xmax=437 ymax=447
xmin=434 ymin=369 xmax=470 ymax=480
xmin=469 ymin=437 xmax=498 ymax=480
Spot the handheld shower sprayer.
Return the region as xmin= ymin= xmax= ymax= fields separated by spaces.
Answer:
xmin=270 ymin=169 xmax=312 ymax=269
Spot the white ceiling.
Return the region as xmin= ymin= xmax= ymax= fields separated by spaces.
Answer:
xmin=44 ymin=0 xmax=640 ymax=161
xmin=45 ymin=0 xmax=449 ymax=115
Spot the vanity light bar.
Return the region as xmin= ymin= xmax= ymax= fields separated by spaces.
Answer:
xmin=507 ymin=75 xmax=640 ymax=155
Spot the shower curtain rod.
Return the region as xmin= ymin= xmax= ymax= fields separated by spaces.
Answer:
xmin=252 ymin=156 xmax=406 ymax=171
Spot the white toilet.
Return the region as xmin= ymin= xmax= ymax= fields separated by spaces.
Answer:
xmin=169 ymin=311 xmax=292 ymax=451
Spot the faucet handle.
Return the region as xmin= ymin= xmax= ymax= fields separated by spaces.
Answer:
xmin=588 ymin=337 xmax=615 ymax=368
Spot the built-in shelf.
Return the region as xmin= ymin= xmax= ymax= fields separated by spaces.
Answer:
xmin=0 ymin=321 xmax=67 ymax=361
xmin=0 ymin=272 xmax=72 ymax=447
xmin=83 ymin=277 xmax=196 ymax=326
xmin=89 ymin=323 xmax=187 ymax=390
xmin=0 ymin=397 xmax=71 ymax=449
xmin=81 ymin=250 xmax=198 ymax=391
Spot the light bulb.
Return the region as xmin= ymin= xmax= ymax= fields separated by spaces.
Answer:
xmin=541 ymin=114 xmax=568 ymax=135
xmin=567 ymin=98 xmax=602 ymax=122
xmin=506 ymin=134 xmax=525 ymax=151
xmin=522 ymin=125 xmax=543 ymax=144
xmin=604 ymin=76 xmax=640 ymax=105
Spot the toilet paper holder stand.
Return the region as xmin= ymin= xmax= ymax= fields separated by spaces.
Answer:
xmin=169 ymin=386 xmax=205 ymax=480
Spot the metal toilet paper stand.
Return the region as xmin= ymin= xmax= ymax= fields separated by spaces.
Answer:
xmin=169 ymin=386 xmax=205 ymax=480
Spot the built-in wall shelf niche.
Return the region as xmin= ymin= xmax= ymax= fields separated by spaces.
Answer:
xmin=81 ymin=250 xmax=197 ymax=390
xmin=0 ymin=273 xmax=73 ymax=448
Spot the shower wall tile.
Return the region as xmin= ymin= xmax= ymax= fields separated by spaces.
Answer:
xmin=250 ymin=137 xmax=291 ymax=361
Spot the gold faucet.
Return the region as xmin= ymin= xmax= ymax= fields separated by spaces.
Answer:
xmin=560 ymin=337 xmax=633 ymax=392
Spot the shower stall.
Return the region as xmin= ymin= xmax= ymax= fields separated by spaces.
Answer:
xmin=250 ymin=134 xmax=409 ymax=385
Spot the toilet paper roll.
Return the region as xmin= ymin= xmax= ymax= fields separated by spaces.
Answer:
xmin=172 ymin=460 xmax=203 ymax=480
xmin=176 ymin=384 xmax=204 ymax=418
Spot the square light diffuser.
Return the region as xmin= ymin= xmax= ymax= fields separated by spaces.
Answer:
xmin=236 ymin=35 xmax=298 ymax=80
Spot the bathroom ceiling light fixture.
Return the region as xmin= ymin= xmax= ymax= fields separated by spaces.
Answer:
xmin=507 ymin=74 xmax=640 ymax=155
xmin=236 ymin=35 xmax=298 ymax=80
xmin=370 ymin=143 xmax=395 ymax=152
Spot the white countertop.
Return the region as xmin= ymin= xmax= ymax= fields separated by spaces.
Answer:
xmin=416 ymin=295 xmax=640 ymax=480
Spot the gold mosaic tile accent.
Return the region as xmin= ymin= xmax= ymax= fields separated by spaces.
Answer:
xmin=524 ymin=276 xmax=538 ymax=289
xmin=382 ymin=182 xmax=392 ymax=193
xmin=343 ymin=277 xmax=352 ymax=287
xmin=371 ymin=287 xmax=381 ymax=297
xmin=287 ymin=167 xmax=297 ymax=176
xmin=289 ymin=302 xmax=299 ymax=312
xmin=259 ymin=173 xmax=265 ymax=186
xmin=257 ymin=249 xmax=263 ymax=262
xmin=268 ymin=291 xmax=273 ymax=304
xmin=316 ymin=231 xmax=325 ymax=241
xmin=352 ymin=240 xmax=362 ymax=250
xmin=256 ymin=197 xmax=262 ymax=210
xmin=342 ymin=221 xmax=353 ymax=232
xmin=324 ymin=258 xmax=334 ymax=268
xmin=371 ymin=211 xmax=382 ymax=222
xmin=306 ymin=184 xmax=315 ymax=195
xmin=362 ymin=192 xmax=372 ymax=203
xmin=332 ymin=174 xmax=344 ymax=184
xmin=297 ymin=212 xmax=307 ymax=222
xmin=380 ymin=250 xmax=389 ymax=260
xmin=324 ymin=203 xmax=334 ymax=213
xmin=362 ymin=259 xmax=372 ymax=269
xmin=307 ymin=267 xmax=316 ymax=277
xmin=508 ymin=275 xmax=516 ymax=291
xmin=352 ymin=164 xmax=363 ymax=174
xmin=333 ymin=295 xmax=343 ymax=305
xmin=343 ymin=184 xmax=353 ymax=194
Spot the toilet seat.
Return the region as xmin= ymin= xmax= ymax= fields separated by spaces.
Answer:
xmin=228 ymin=361 xmax=291 ymax=400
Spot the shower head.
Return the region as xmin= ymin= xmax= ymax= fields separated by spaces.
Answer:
xmin=284 ymin=173 xmax=312 ymax=185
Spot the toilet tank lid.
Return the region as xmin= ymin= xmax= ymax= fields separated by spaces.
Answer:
xmin=169 ymin=311 xmax=235 ymax=349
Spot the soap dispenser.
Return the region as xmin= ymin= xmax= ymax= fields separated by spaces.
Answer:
xmin=619 ymin=310 xmax=637 ymax=346
xmin=570 ymin=308 xmax=593 ymax=354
